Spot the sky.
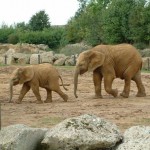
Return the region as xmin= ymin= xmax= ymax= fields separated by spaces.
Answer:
xmin=0 ymin=0 xmax=79 ymax=26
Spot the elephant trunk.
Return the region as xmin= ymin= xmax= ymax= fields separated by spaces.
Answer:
xmin=9 ymin=80 xmax=13 ymax=103
xmin=74 ymin=68 xmax=79 ymax=98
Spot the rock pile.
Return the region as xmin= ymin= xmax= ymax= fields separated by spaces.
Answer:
xmin=0 ymin=43 xmax=78 ymax=66
xmin=0 ymin=114 xmax=149 ymax=150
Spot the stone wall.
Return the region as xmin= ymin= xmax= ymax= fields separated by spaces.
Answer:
xmin=0 ymin=43 xmax=78 ymax=66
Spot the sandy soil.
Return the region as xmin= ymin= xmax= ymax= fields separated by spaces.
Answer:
xmin=0 ymin=65 xmax=150 ymax=132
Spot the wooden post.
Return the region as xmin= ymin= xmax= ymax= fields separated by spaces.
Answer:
xmin=38 ymin=54 xmax=40 ymax=64
xmin=148 ymin=58 xmax=150 ymax=71
xmin=73 ymin=55 xmax=76 ymax=65
xmin=0 ymin=103 xmax=1 ymax=130
xmin=4 ymin=55 xmax=7 ymax=64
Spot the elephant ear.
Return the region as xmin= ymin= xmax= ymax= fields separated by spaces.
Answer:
xmin=88 ymin=51 xmax=105 ymax=71
xmin=18 ymin=66 xmax=34 ymax=84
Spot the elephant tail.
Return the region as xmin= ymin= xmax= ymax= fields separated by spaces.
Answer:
xmin=59 ymin=76 xmax=68 ymax=91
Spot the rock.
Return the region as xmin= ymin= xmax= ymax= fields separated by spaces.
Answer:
xmin=0 ymin=124 xmax=47 ymax=150
xmin=140 ymin=48 xmax=150 ymax=57
xmin=54 ymin=57 xmax=68 ymax=66
xmin=37 ymin=44 xmax=49 ymax=51
xmin=65 ymin=55 xmax=78 ymax=66
xmin=0 ymin=56 xmax=4 ymax=64
xmin=6 ymin=55 xmax=14 ymax=65
xmin=5 ymin=48 xmax=15 ymax=56
xmin=41 ymin=51 xmax=54 ymax=64
xmin=53 ymin=54 xmax=66 ymax=61
xmin=13 ymin=53 xmax=30 ymax=64
xmin=142 ymin=57 xmax=150 ymax=70
xmin=2 ymin=52 xmax=31 ymax=65
xmin=41 ymin=114 xmax=122 ymax=150
xmin=116 ymin=126 xmax=150 ymax=150
xmin=65 ymin=58 xmax=74 ymax=66
xmin=30 ymin=54 xmax=41 ymax=64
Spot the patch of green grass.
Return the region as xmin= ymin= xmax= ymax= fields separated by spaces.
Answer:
xmin=141 ymin=118 xmax=150 ymax=124
xmin=142 ymin=69 xmax=150 ymax=73
xmin=0 ymin=63 xmax=8 ymax=67
xmin=134 ymin=117 xmax=150 ymax=126
xmin=38 ymin=116 xmax=65 ymax=126
xmin=56 ymin=65 xmax=75 ymax=70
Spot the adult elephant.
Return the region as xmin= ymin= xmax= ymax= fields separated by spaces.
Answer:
xmin=9 ymin=63 xmax=68 ymax=104
xmin=74 ymin=44 xmax=146 ymax=98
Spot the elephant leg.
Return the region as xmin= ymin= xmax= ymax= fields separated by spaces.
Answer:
xmin=44 ymin=89 xmax=52 ymax=103
xmin=120 ymin=78 xmax=131 ymax=98
xmin=132 ymin=71 xmax=146 ymax=97
xmin=31 ymin=85 xmax=43 ymax=104
xmin=55 ymin=88 xmax=68 ymax=102
xmin=93 ymin=69 xmax=103 ymax=98
xmin=50 ymin=82 xmax=68 ymax=102
xmin=104 ymin=76 xmax=118 ymax=97
xmin=52 ymin=86 xmax=68 ymax=102
xmin=16 ymin=83 xmax=30 ymax=104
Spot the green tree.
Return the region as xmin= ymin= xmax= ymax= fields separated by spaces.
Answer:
xmin=66 ymin=0 xmax=111 ymax=45
xmin=15 ymin=22 xmax=29 ymax=31
xmin=0 ymin=27 xmax=14 ymax=43
xmin=102 ymin=0 xmax=135 ymax=44
xmin=29 ymin=10 xmax=51 ymax=31
xmin=128 ymin=0 xmax=147 ymax=44
xmin=144 ymin=2 xmax=150 ymax=46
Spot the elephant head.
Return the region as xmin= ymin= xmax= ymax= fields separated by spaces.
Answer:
xmin=9 ymin=66 xmax=34 ymax=102
xmin=74 ymin=50 xmax=105 ymax=98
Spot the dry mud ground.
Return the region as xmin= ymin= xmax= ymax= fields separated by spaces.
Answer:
xmin=0 ymin=65 xmax=150 ymax=132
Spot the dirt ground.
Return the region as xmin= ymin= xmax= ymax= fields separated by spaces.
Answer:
xmin=0 ymin=65 xmax=150 ymax=132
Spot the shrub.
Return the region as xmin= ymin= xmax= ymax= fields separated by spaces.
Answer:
xmin=7 ymin=34 xmax=19 ymax=44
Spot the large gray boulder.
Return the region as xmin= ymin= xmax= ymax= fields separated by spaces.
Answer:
xmin=12 ymin=53 xmax=30 ymax=64
xmin=142 ymin=57 xmax=150 ymax=70
xmin=41 ymin=114 xmax=122 ymax=150
xmin=30 ymin=54 xmax=41 ymax=64
xmin=0 ymin=124 xmax=47 ymax=150
xmin=54 ymin=57 xmax=68 ymax=66
xmin=4 ymin=53 xmax=30 ymax=65
xmin=65 ymin=54 xmax=78 ymax=66
xmin=41 ymin=51 xmax=54 ymax=64
xmin=0 ymin=56 xmax=4 ymax=64
xmin=37 ymin=44 xmax=49 ymax=51
xmin=116 ymin=126 xmax=150 ymax=150
xmin=53 ymin=54 xmax=66 ymax=61
xmin=5 ymin=48 xmax=15 ymax=56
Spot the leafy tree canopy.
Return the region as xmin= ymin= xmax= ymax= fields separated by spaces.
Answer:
xmin=29 ymin=10 xmax=51 ymax=31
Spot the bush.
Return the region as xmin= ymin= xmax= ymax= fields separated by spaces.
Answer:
xmin=7 ymin=34 xmax=19 ymax=44
xmin=0 ymin=28 xmax=14 ymax=43
xmin=133 ymin=42 xmax=148 ymax=50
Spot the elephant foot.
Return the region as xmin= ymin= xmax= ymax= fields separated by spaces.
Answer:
xmin=62 ymin=94 xmax=68 ymax=102
xmin=14 ymin=100 xmax=22 ymax=104
xmin=136 ymin=92 xmax=146 ymax=97
xmin=93 ymin=95 xmax=103 ymax=99
xmin=120 ymin=92 xmax=129 ymax=98
xmin=112 ymin=89 xmax=118 ymax=97
xmin=44 ymin=99 xmax=52 ymax=103
xmin=36 ymin=100 xmax=43 ymax=104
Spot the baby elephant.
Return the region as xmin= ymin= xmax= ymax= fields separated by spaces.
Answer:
xmin=9 ymin=63 xmax=68 ymax=104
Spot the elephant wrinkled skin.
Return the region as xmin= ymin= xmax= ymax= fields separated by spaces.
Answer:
xmin=74 ymin=44 xmax=146 ymax=98
xmin=9 ymin=63 xmax=68 ymax=104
